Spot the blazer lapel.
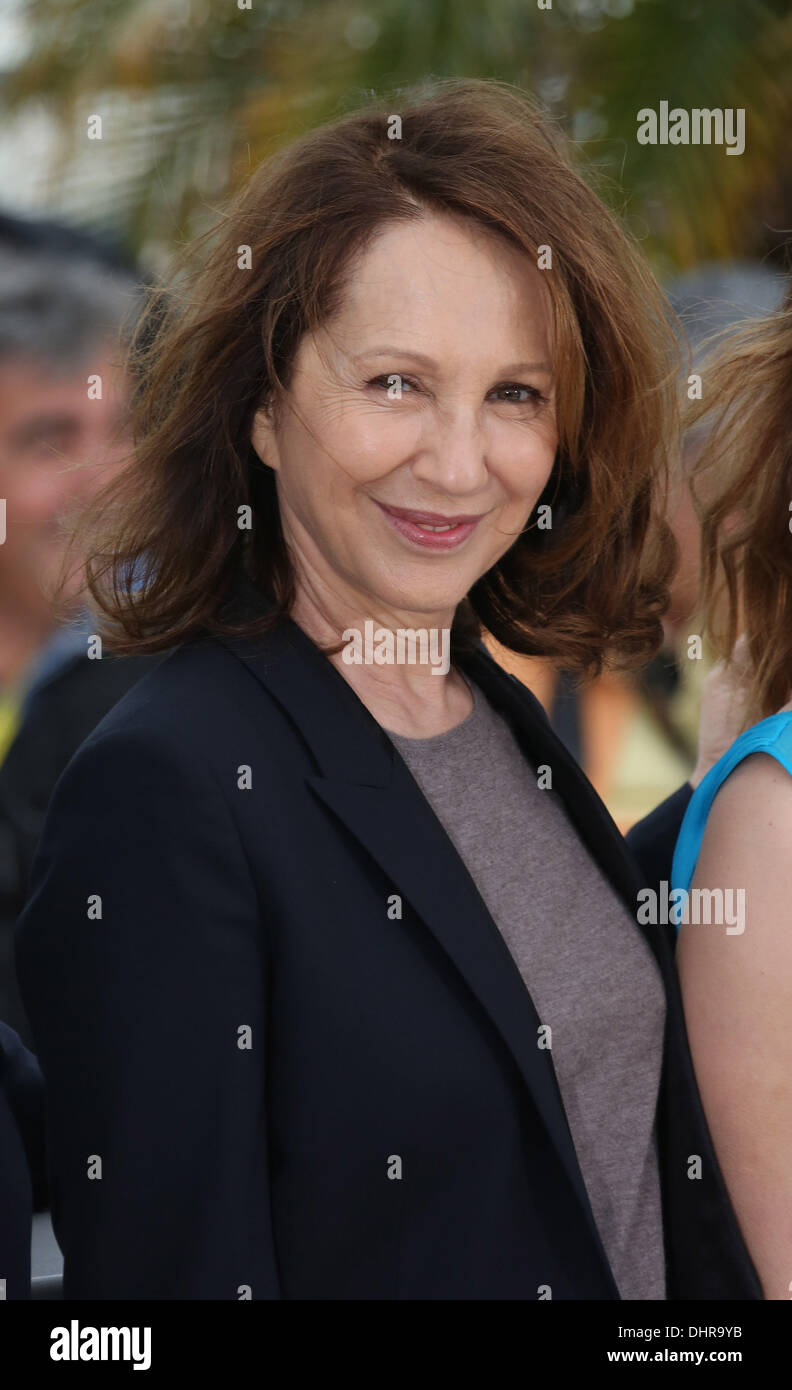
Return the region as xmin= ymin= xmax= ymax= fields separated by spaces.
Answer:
xmin=215 ymin=574 xmax=620 ymax=1283
xmin=306 ymin=767 xmax=615 ymax=1258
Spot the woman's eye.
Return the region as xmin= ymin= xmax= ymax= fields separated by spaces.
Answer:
xmin=365 ymin=376 xmax=546 ymax=405
xmin=367 ymin=374 xmax=417 ymax=394
xmin=490 ymin=383 xmax=544 ymax=404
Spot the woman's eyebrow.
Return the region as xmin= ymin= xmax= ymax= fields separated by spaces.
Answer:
xmin=351 ymin=347 xmax=553 ymax=375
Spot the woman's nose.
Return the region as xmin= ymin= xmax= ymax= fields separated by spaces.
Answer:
xmin=409 ymin=405 xmax=490 ymax=496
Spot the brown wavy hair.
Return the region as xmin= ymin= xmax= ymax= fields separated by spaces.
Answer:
xmin=58 ymin=78 xmax=680 ymax=676
xmin=687 ymin=278 xmax=792 ymax=727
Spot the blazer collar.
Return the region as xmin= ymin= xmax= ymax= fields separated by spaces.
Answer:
xmin=217 ymin=570 xmax=395 ymax=787
xmin=218 ymin=571 xmax=659 ymax=948
xmin=215 ymin=570 xmax=651 ymax=1289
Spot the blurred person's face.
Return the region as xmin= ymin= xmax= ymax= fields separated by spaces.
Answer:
xmin=0 ymin=347 xmax=130 ymax=620
xmin=251 ymin=213 xmax=558 ymax=627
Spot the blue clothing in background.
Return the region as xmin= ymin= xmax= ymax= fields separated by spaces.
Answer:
xmin=18 ymin=608 xmax=94 ymax=722
xmin=671 ymin=711 xmax=792 ymax=913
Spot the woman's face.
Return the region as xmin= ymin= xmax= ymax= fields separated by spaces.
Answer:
xmin=251 ymin=212 xmax=559 ymax=624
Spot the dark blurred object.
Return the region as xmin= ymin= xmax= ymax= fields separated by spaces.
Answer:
xmin=0 ymin=209 xmax=140 ymax=277
xmin=0 ymin=1019 xmax=47 ymax=1299
xmin=0 ymin=646 xmax=166 ymax=1048
xmin=626 ymin=782 xmax=695 ymax=946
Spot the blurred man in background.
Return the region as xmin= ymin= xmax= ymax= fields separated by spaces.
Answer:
xmin=0 ymin=213 xmax=164 ymax=1048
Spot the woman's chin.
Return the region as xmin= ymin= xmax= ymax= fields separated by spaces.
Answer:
xmin=362 ymin=582 xmax=469 ymax=624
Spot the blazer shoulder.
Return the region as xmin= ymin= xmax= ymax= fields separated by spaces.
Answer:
xmin=18 ymin=646 xmax=265 ymax=923
xmin=41 ymin=634 xmax=305 ymax=833
xmin=76 ymin=635 xmax=279 ymax=756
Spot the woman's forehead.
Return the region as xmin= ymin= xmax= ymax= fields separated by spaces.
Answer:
xmin=316 ymin=216 xmax=555 ymax=359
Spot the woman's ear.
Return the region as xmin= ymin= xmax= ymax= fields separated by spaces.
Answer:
xmin=251 ymin=404 xmax=280 ymax=472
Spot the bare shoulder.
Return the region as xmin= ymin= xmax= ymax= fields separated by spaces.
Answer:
xmin=705 ymin=751 xmax=792 ymax=848
xmin=681 ymin=751 xmax=792 ymax=991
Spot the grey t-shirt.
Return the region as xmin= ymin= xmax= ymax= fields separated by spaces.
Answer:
xmin=387 ymin=675 xmax=667 ymax=1300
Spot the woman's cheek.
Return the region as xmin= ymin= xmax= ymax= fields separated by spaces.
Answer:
xmin=491 ymin=436 xmax=556 ymax=511
xmin=337 ymin=410 xmax=423 ymax=483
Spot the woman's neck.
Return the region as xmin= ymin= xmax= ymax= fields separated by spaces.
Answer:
xmin=289 ymin=575 xmax=473 ymax=738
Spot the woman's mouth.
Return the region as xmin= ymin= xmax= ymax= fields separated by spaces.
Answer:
xmin=373 ymin=500 xmax=485 ymax=551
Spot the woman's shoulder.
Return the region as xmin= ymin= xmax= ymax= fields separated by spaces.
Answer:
xmin=701 ymin=708 xmax=792 ymax=799
xmin=44 ymin=633 xmax=291 ymax=817
xmin=80 ymin=633 xmax=276 ymax=749
xmin=731 ymin=704 xmax=792 ymax=755
xmin=695 ymin=707 xmax=792 ymax=799
xmin=672 ymin=709 xmax=792 ymax=895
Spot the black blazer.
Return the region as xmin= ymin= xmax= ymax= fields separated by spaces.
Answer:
xmin=14 ymin=573 xmax=761 ymax=1300
xmin=0 ymin=645 xmax=165 ymax=1048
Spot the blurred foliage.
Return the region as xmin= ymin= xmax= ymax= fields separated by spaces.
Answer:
xmin=2 ymin=0 xmax=791 ymax=272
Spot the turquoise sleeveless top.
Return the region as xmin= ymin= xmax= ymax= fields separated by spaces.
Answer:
xmin=670 ymin=710 xmax=792 ymax=919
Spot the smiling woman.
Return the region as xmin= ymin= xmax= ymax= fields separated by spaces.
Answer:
xmin=13 ymin=79 xmax=762 ymax=1302
xmin=58 ymin=78 xmax=678 ymax=683
xmin=246 ymin=208 xmax=562 ymax=721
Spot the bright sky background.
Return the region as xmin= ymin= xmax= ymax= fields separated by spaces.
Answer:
xmin=0 ymin=2 xmax=57 ymax=211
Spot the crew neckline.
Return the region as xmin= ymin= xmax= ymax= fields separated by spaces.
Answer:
xmin=385 ymin=672 xmax=481 ymax=745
